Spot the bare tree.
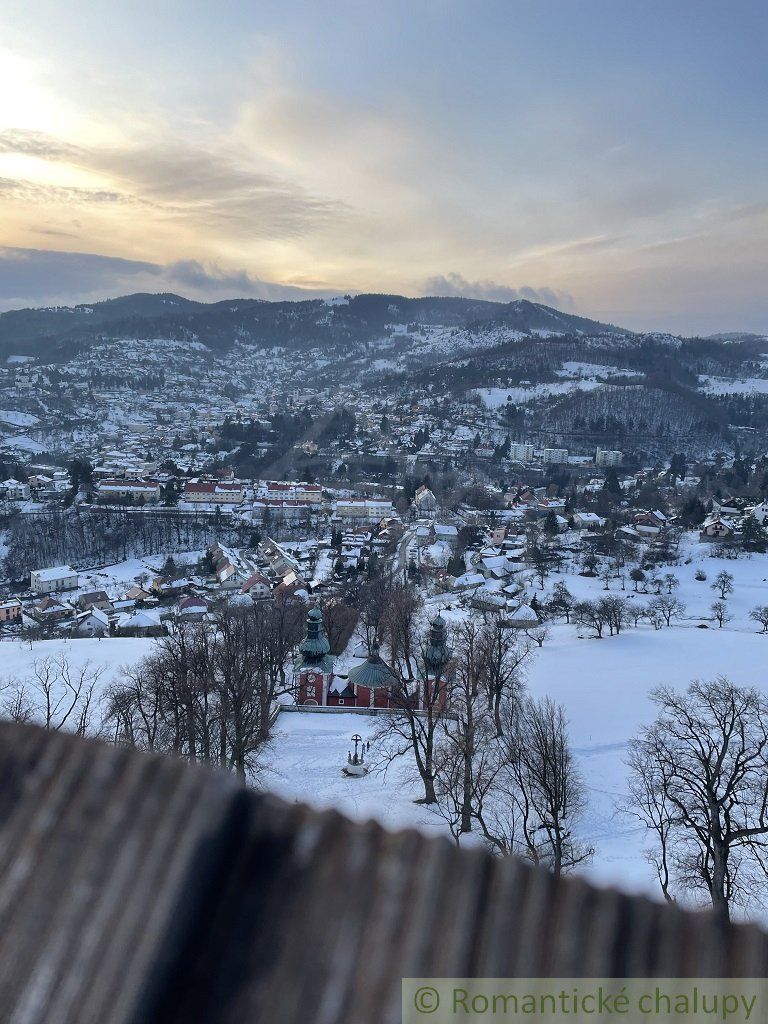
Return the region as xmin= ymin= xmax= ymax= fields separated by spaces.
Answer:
xmin=107 ymin=602 xmax=301 ymax=779
xmin=574 ymin=599 xmax=607 ymax=638
xmin=648 ymin=595 xmax=686 ymax=627
xmin=710 ymin=601 xmax=732 ymax=629
xmin=322 ymin=597 xmax=359 ymax=655
xmin=549 ymin=581 xmax=574 ymax=623
xmin=663 ymin=573 xmax=680 ymax=594
xmin=376 ymin=614 xmax=450 ymax=805
xmin=629 ymin=567 xmax=646 ymax=592
xmin=712 ymin=570 xmax=735 ymax=601
xmin=627 ymin=678 xmax=768 ymax=922
xmin=626 ymin=742 xmax=676 ymax=904
xmin=435 ymin=620 xmax=489 ymax=836
xmin=381 ymin=580 xmax=422 ymax=680
xmin=2 ymin=654 xmax=104 ymax=736
xmin=600 ymin=596 xmax=631 ymax=636
xmin=484 ymin=697 xmax=593 ymax=876
xmin=355 ymin=577 xmax=390 ymax=653
xmin=479 ymin=615 xmax=531 ymax=736
xmin=749 ymin=606 xmax=768 ymax=633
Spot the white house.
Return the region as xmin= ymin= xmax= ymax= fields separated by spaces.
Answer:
xmin=414 ymin=485 xmax=439 ymax=516
xmin=74 ymin=608 xmax=111 ymax=637
xmin=30 ymin=565 xmax=79 ymax=594
xmin=573 ymin=511 xmax=606 ymax=530
xmin=2 ymin=479 xmax=30 ymax=501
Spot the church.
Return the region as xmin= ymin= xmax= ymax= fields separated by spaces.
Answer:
xmin=295 ymin=606 xmax=449 ymax=712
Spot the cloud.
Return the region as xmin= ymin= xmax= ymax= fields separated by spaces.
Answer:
xmin=422 ymin=272 xmax=573 ymax=309
xmin=0 ymin=246 xmax=341 ymax=309
xmin=0 ymin=176 xmax=154 ymax=208
xmin=0 ymin=128 xmax=347 ymax=241
xmin=0 ymin=128 xmax=82 ymax=161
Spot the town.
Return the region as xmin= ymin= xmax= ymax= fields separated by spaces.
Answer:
xmin=0 ymin=296 xmax=767 ymax=921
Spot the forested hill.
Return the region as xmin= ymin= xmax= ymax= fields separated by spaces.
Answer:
xmin=0 ymin=292 xmax=626 ymax=362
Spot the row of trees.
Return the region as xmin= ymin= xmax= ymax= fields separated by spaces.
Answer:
xmin=367 ymin=607 xmax=592 ymax=877
xmin=105 ymin=600 xmax=305 ymax=778
xmin=3 ymin=508 xmax=253 ymax=581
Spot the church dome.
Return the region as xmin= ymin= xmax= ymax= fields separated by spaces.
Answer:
xmin=348 ymin=646 xmax=397 ymax=690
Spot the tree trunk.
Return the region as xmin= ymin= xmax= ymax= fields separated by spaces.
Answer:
xmin=710 ymin=842 xmax=730 ymax=923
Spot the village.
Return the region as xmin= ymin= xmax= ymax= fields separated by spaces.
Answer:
xmin=0 ymin=323 xmax=767 ymax=913
xmin=1 ymin=461 xmax=765 ymax=642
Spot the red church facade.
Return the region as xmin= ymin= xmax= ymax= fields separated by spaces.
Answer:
xmin=295 ymin=609 xmax=450 ymax=713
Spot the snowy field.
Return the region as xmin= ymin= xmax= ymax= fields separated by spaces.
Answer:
xmin=698 ymin=374 xmax=768 ymax=395
xmin=0 ymin=636 xmax=156 ymax=726
xmin=474 ymin=381 xmax=602 ymax=407
xmin=261 ymin=540 xmax=768 ymax=905
xmin=0 ymin=636 xmax=155 ymax=682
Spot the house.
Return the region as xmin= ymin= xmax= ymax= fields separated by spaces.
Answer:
xmin=480 ymin=554 xmax=512 ymax=579
xmin=31 ymin=596 xmax=73 ymax=623
xmin=209 ymin=543 xmax=239 ymax=583
xmin=634 ymin=510 xmax=667 ymax=531
xmin=240 ymin=573 xmax=272 ymax=599
xmin=96 ymin=479 xmax=161 ymax=504
xmin=699 ymin=516 xmax=735 ymax=541
xmin=452 ymin=571 xmax=485 ymax=592
xmin=414 ymin=485 xmax=438 ymax=516
xmin=77 ymin=591 xmax=112 ymax=612
xmin=712 ymin=497 xmax=748 ymax=519
xmin=74 ymin=608 xmax=111 ymax=637
xmin=505 ymin=602 xmax=540 ymax=628
xmin=573 ymin=512 xmax=606 ymax=531
xmin=184 ymin=481 xmax=244 ymax=505
xmin=2 ymin=479 xmax=30 ymax=501
xmin=0 ymin=598 xmax=22 ymax=624
xmin=262 ymin=481 xmax=323 ymax=505
xmin=468 ymin=588 xmax=506 ymax=611
xmin=30 ymin=565 xmax=79 ymax=595
xmin=151 ymin=575 xmax=193 ymax=596
xmin=116 ymin=609 xmax=164 ymax=637
xmin=175 ymin=596 xmax=210 ymax=621
xmin=333 ymin=499 xmax=395 ymax=522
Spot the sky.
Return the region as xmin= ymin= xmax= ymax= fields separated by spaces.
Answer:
xmin=0 ymin=0 xmax=767 ymax=335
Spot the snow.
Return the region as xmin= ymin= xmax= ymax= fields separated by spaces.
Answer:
xmin=0 ymin=636 xmax=154 ymax=693
xmin=556 ymin=362 xmax=642 ymax=380
xmin=0 ymin=434 xmax=47 ymax=453
xmin=474 ymin=380 xmax=603 ymax=408
xmin=0 ymin=410 xmax=40 ymax=427
xmin=699 ymin=374 xmax=768 ymax=395
xmin=261 ymin=712 xmax=445 ymax=835
xmin=260 ymin=541 xmax=768 ymax=908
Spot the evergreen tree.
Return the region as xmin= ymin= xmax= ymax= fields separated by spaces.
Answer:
xmin=543 ymin=510 xmax=559 ymax=537
xmin=742 ymin=515 xmax=768 ymax=553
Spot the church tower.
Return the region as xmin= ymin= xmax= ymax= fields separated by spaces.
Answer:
xmin=296 ymin=607 xmax=335 ymax=705
xmin=420 ymin=613 xmax=450 ymax=712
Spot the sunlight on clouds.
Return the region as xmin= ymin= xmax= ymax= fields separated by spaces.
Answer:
xmin=0 ymin=4 xmax=766 ymax=332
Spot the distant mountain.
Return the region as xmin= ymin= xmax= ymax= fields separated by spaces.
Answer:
xmin=705 ymin=332 xmax=768 ymax=344
xmin=0 ymin=291 xmax=628 ymax=363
